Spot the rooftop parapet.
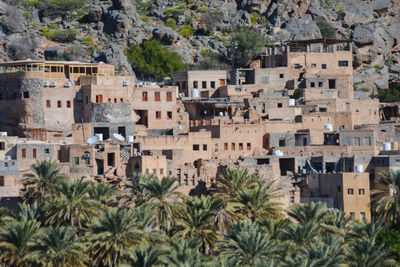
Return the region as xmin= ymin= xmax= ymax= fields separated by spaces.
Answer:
xmin=265 ymin=38 xmax=351 ymax=56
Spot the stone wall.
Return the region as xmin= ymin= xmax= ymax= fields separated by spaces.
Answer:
xmin=91 ymin=102 xmax=132 ymax=123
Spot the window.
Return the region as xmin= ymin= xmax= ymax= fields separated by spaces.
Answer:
xmin=142 ymin=91 xmax=148 ymax=101
xmin=96 ymin=95 xmax=103 ymax=103
xmin=120 ymin=98 xmax=123 ymax=102
xmin=166 ymin=91 xmax=172 ymax=101
xmin=57 ymin=101 xmax=62 ymax=108
xmin=294 ymin=64 xmax=301 ymax=69
xmin=66 ymin=101 xmax=71 ymax=108
xmin=108 ymin=98 xmax=111 ymax=102
xmin=211 ymin=81 xmax=215 ymax=88
xmin=350 ymin=212 xmax=355 ymax=220
xmin=279 ymin=139 xmax=286 ymax=147
xmin=85 ymin=157 xmax=90 ymax=164
xmin=0 ymin=93 xmax=2 ymax=100
xmin=318 ymin=82 xmax=323 ymax=87
xmin=44 ymin=148 xmax=49 ymax=154
xmin=74 ymin=157 xmax=79 ymax=164
xmin=167 ymin=111 xmax=172 ymax=119
xmin=359 ymin=188 xmax=365 ymax=195
xmin=311 ymin=64 xmax=316 ymax=68
xmin=193 ymin=144 xmax=200 ymax=151
xmin=310 ymin=82 xmax=315 ymax=88
xmin=277 ymin=103 xmax=282 ymax=108
xmin=32 ymin=148 xmax=36 ymax=158
xmin=160 ymin=168 xmax=164 ymax=175
xmin=145 ymin=168 xmax=149 ymax=174
xmin=364 ymin=137 xmax=371 ymax=146
xmin=23 ymin=92 xmax=29 ymax=98
xmin=156 ymin=111 xmax=161 ymax=119
xmin=361 ymin=212 xmax=366 ymax=220
xmin=279 ymin=73 xmax=284 ymax=78
xmin=85 ymin=96 xmax=88 ymax=104
xmin=224 ymin=143 xmax=228 ymax=150
xmin=155 ymin=91 xmax=160 ymax=101
xmin=322 ymin=64 xmax=327 ymax=69
xmin=153 ymin=168 xmax=157 ymax=174
xmin=21 ymin=148 xmax=26 ymax=158
xmin=337 ymin=185 xmax=341 ymax=192
xmin=247 ymin=143 xmax=251 ymax=150
xmin=13 ymin=92 xmax=17 ymax=99
xmin=338 ymin=60 xmax=349 ymax=67
xmin=0 ymin=142 xmax=4 ymax=150
xmin=203 ymin=144 xmax=207 ymax=151
xmin=193 ymin=81 xmax=198 ymax=88
xmin=328 ymin=79 xmax=336 ymax=89
xmin=353 ymin=137 xmax=361 ymax=146
xmin=239 ymin=143 xmax=243 ymax=150
xmin=114 ymin=98 xmax=117 ymax=103
xmin=46 ymin=100 xmax=51 ymax=108
xmin=348 ymin=188 xmax=354 ymax=195
xmin=231 ymin=143 xmax=235 ymax=150
xmin=202 ymin=81 xmax=207 ymax=88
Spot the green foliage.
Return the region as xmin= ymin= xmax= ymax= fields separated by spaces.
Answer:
xmin=197 ymin=6 xmax=209 ymax=13
xmin=23 ymin=11 xmax=30 ymax=19
xmin=82 ymin=36 xmax=95 ymax=47
xmin=229 ymin=27 xmax=267 ymax=68
xmin=136 ymin=0 xmax=154 ymax=16
xmin=165 ymin=17 xmax=177 ymax=30
xmin=165 ymin=4 xmax=186 ymax=19
xmin=51 ymin=29 xmax=77 ymax=43
xmin=378 ymin=229 xmax=400 ymax=261
xmin=23 ymin=0 xmax=43 ymax=8
xmin=337 ymin=7 xmax=345 ymax=13
xmin=372 ymin=87 xmax=400 ymax=103
xmin=250 ymin=13 xmax=259 ymax=24
xmin=179 ymin=24 xmax=194 ymax=38
xmin=140 ymin=15 xmax=153 ymax=24
xmin=315 ymin=17 xmax=336 ymax=39
xmin=125 ymin=40 xmax=184 ymax=80
xmin=48 ymin=0 xmax=90 ymax=11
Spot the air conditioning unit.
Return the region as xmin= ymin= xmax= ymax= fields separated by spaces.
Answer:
xmin=83 ymin=152 xmax=91 ymax=158
xmin=0 ymin=132 xmax=7 ymax=137
xmin=43 ymin=81 xmax=50 ymax=87
xmin=50 ymin=81 xmax=57 ymax=87
xmin=123 ymin=80 xmax=129 ymax=86
xmin=64 ymin=81 xmax=72 ymax=87
xmin=199 ymin=128 xmax=206 ymax=132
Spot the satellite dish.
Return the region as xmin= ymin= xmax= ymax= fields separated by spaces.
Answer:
xmin=87 ymin=135 xmax=100 ymax=144
xmin=105 ymin=114 xmax=114 ymax=120
xmin=113 ymin=133 xmax=125 ymax=141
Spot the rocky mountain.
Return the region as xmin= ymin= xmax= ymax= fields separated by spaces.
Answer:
xmin=1 ymin=0 xmax=400 ymax=91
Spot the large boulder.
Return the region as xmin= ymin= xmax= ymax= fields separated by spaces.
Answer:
xmin=87 ymin=6 xmax=103 ymax=23
xmin=103 ymin=11 xmax=132 ymax=34
xmin=352 ymin=25 xmax=375 ymax=46
xmin=152 ymin=26 xmax=181 ymax=45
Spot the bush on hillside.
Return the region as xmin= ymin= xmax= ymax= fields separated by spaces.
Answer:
xmin=126 ymin=40 xmax=184 ymax=80
xmin=48 ymin=0 xmax=90 ymax=11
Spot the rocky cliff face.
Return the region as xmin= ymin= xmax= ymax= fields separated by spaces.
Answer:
xmin=1 ymin=0 xmax=400 ymax=91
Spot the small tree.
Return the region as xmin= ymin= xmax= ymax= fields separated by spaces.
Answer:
xmin=229 ymin=27 xmax=267 ymax=68
xmin=126 ymin=40 xmax=184 ymax=80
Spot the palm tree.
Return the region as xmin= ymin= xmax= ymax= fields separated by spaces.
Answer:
xmin=346 ymin=237 xmax=395 ymax=267
xmin=28 ymin=226 xmax=87 ymax=267
xmin=215 ymin=168 xmax=258 ymax=197
xmin=176 ymin=196 xmax=221 ymax=253
xmin=301 ymin=236 xmax=346 ymax=267
xmin=119 ymin=173 xmax=148 ymax=207
xmin=141 ymin=176 xmax=181 ymax=232
xmin=347 ymin=217 xmax=385 ymax=243
xmin=281 ymin=222 xmax=320 ymax=249
xmin=218 ymin=220 xmax=280 ymax=266
xmin=164 ymin=237 xmax=203 ymax=267
xmin=258 ymin=218 xmax=289 ymax=240
xmin=323 ymin=209 xmax=352 ymax=239
xmin=89 ymin=182 xmax=119 ymax=206
xmin=43 ymin=178 xmax=99 ymax=228
xmin=372 ymin=170 xmax=400 ymax=225
xmin=87 ymin=208 xmax=146 ymax=267
xmin=287 ymin=201 xmax=328 ymax=225
xmin=126 ymin=246 xmax=165 ymax=267
xmin=21 ymin=160 xmax=66 ymax=203
xmin=0 ymin=219 xmax=40 ymax=266
xmin=233 ymin=180 xmax=282 ymax=222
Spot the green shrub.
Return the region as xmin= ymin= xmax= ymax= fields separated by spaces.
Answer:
xmin=165 ymin=18 xmax=177 ymax=30
xmin=197 ymin=6 xmax=209 ymax=13
xmin=179 ymin=24 xmax=194 ymax=38
xmin=24 ymin=0 xmax=43 ymax=8
xmin=51 ymin=29 xmax=77 ymax=43
xmin=199 ymin=49 xmax=212 ymax=57
xmin=49 ymin=23 xmax=58 ymax=30
xmin=337 ymin=7 xmax=344 ymax=13
xmin=315 ymin=17 xmax=336 ymax=38
xmin=48 ymin=0 xmax=90 ymax=11
xmin=378 ymin=229 xmax=400 ymax=261
xmin=82 ymin=36 xmax=95 ymax=47
xmin=165 ymin=4 xmax=186 ymax=19
xmin=250 ymin=13 xmax=259 ymax=24
xmin=40 ymin=26 xmax=53 ymax=39
xmin=136 ymin=0 xmax=154 ymax=16
xmin=23 ymin=11 xmax=31 ymax=19
xmin=140 ymin=15 xmax=152 ymax=24
xmin=125 ymin=40 xmax=184 ymax=80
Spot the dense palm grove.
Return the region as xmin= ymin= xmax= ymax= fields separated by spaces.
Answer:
xmin=0 ymin=161 xmax=400 ymax=266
